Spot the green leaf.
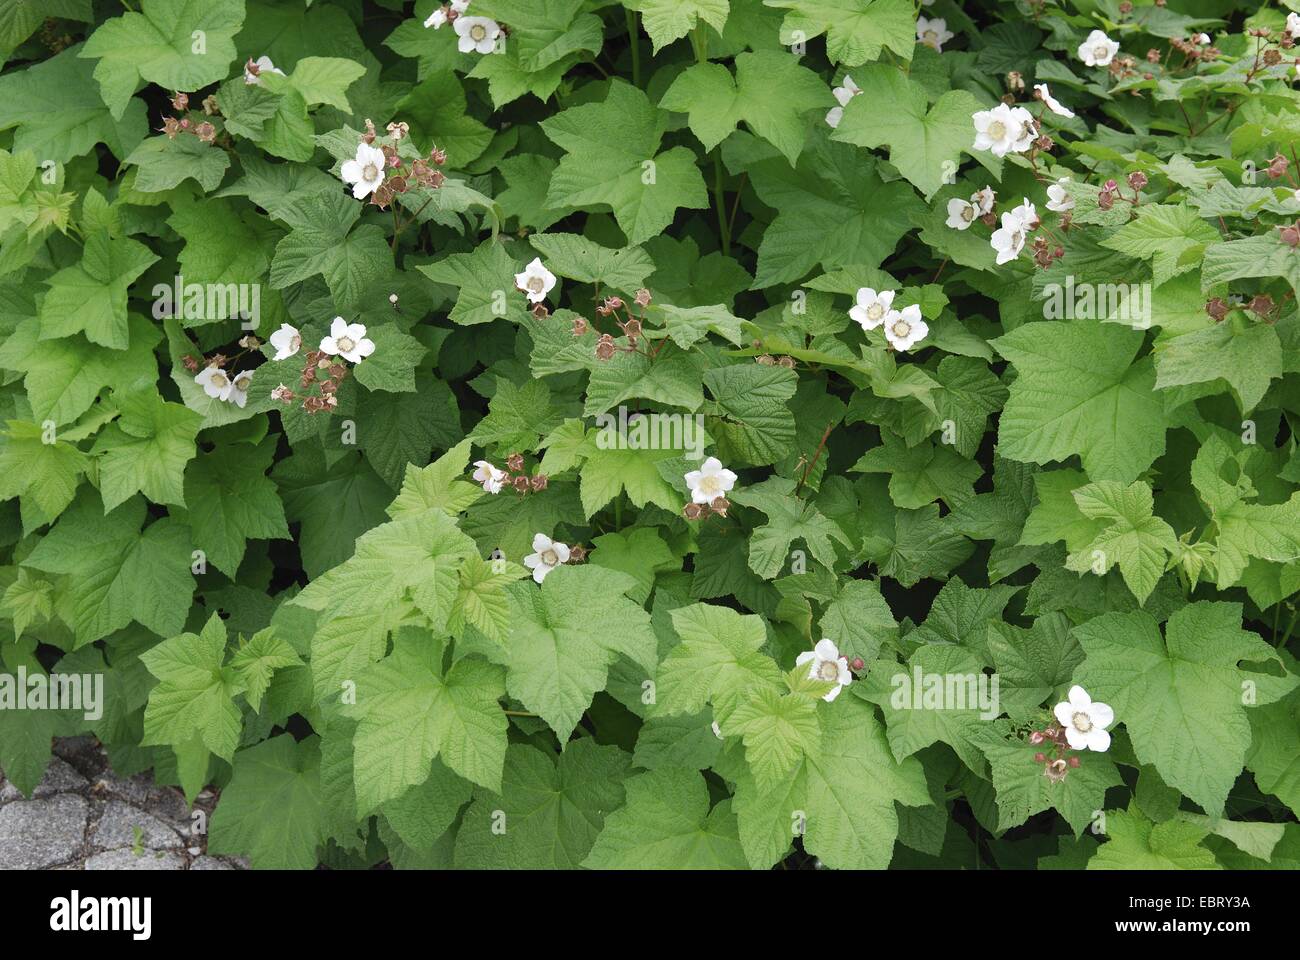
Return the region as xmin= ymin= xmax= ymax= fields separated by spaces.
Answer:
xmin=349 ymin=629 xmax=508 ymax=810
xmin=182 ymin=436 xmax=289 ymax=575
xmin=0 ymin=46 xmax=146 ymax=163
xmin=732 ymin=695 xmax=930 ymax=869
xmin=1074 ymin=602 xmax=1298 ymax=816
xmin=1088 ymin=806 xmax=1220 ymax=870
xmin=626 ymin=0 xmax=730 ymax=54
xmin=834 ymin=66 xmax=986 ymax=199
xmin=269 ymin=189 xmax=391 ymax=310
xmin=763 ymin=0 xmax=916 ymax=66
xmin=748 ymin=133 xmax=923 ymax=287
xmin=730 ymin=478 xmax=850 ymax=580
xmin=582 ymin=767 xmax=748 ymax=869
xmin=228 ymin=628 xmax=302 ymax=712
xmin=124 ymin=134 xmax=230 ymax=193
xmin=140 ymin=613 xmax=243 ymax=761
xmin=1154 ymin=320 xmax=1281 ymax=414
xmin=729 ymin=685 xmax=821 ymax=791
xmin=80 ymin=0 xmax=247 ymax=119
xmin=541 ymin=80 xmax=709 ymax=245
xmin=1063 ymin=481 xmax=1178 ymax=605
xmin=90 ymin=389 xmax=202 ymax=512
xmin=527 ymin=232 xmax=654 ymax=290
xmin=1099 ymin=204 xmax=1219 ymax=286
xmin=37 ymin=230 xmax=158 ymax=349
xmin=501 ymin=564 xmax=657 ymax=739
xmin=703 ymin=363 xmax=797 ymax=466
xmin=655 ymin=601 xmax=783 ymax=723
xmin=0 ymin=420 xmax=89 ymax=519
xmin=455 ymin=740 xmax=631 ymax=868
xmin=21 ymin=493 xmax=195 ymax=646
xmin=207 ymin=734 xmax=324 ymax=870
xmin=660 ymin=52 xmax=830 ymax=165
xmin=656 ymin=302 xmax=746 ymax=349
xmin=992 ymin=320 xmax=1167 ymax=483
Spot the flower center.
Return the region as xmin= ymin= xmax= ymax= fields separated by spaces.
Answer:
xmin=1093 ymin=44 xmax=1109 ymax=59
xmin=541 ymin=548 xmax=559 ymax=566
xmin=987 ymin=120 xmax=1006 ymax=140
xmin=234 ymin=375 xmax=251 ymax=391
xmin=527 ymin=276 xmax=545 ymax=293
xmin=211 ymin=372 xmax=229 ymax=389
xmin=470 ymin=24 xmax=487 ymax=41
xmin=961 ymin=206 xmax=975 ymax=222
xmin=698 ymin=475 xmax=721 ymax=496
xmin=336 ymin=336 xmax=356 ymax=353
xmin=891 ymin=319 xmax=911 ymax=338
xmin=362 ymin=163 xmax=379 ymax=183
xmin=866 ymin=303 xmax=884 ymax=321
xmin=923 ymin=30 xmax=938 ymax=43
xmin=290 ymin=334 xmax=301 ymax=351
xmin=817 ymin=660 xmax=840 ymax=682
xmin=1072 ymin=711 xmax=1093 ymax=733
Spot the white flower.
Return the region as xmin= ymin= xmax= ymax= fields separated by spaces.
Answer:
xmin=1293 ymin=187 xmax=1300 ymax=204
xmin=1195 ymin=32 xmax=1212 ymax=45
xmin=1011 ymin=198 xmax=1038 ymax=228
xmin=796 ymin=639 xmax=853 ymax=703
xmin=195 ymin=366 xmax=232 ymax=401
xmin=972 ymin=103 xmax=1035 ymax=157
xmin=883 ymin=304 xmax=929 ymax=352
xmin=849 ymin=287 xmax=896 ymax=330
xmin=339 ymin=142 xmax=387 ymax=200
xmin=319 ymin=316 xmax=375 ymax=363
xmin=424 ymin=9 xmax=447 ymax=28
xmin=684 ymin=456 xmax=738 ymax=504
xmin=1046 ymin=178 xmax=1074 ymax=213
xmin=711 ymin=721 xmax=723 ymax=739
xmin=523 ymin=533 xmax=570 ymax=584
xmin=227 ymin=369 xmax=253 ymax=409
xmin=455 ymin=15 xmax=501 ymax=54
xmin=514 ymin=257 xmax=556 ymax=304
xmin=991 ymin=208 xmax=1032 ymax=265
xmin=971 ymin=186 xmax=996 ymax=215
xmin=916 ymin=16 xmax=954 ymax=52
xmin=269 ymin=323 xmax=301 ymax=362
xmin=244 ymin=55 xmax=284 ymax=85
xmin=946 ymin=198 xmax=978 ymax=230
xmin=1077 ymin=29 xmax=1119 ymax=67
xmin=1053 ymin=685 xmax=1114 ymax=752
xmin=1034 ymin=83 xmax=1075 ymax=119
xmin=824 ymin=74 xmax=861 ymax=129
xmin=1288 ymin=13 xmax=1300 ymax=40
xmin=451 ymin=0 xmax=471 ymax=10
xmin=472 ymin=460 xmax=507 ymax=494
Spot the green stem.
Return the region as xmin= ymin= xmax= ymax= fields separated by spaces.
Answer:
xmin=1277 ymin=609 xmax=1298 ymax=650
xmin=614 ymin=493 xmax=623 ymax=530
xmin=627 ymin=8 xmax=641 ymax=88
xmin=690 ymin=22 xmax=708 ymax=63
xmin=713 ymin=151 xmax=730 ymax=255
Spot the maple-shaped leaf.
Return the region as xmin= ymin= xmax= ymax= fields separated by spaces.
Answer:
xmin=140 ymin=613 xmax=244 ymax=761
xmin=90 ymin=388 xmax=202 ymax=512
xmin=1073 ymin=601 xmax=1298 ymax=816
xmin=37 ymin=229 xmax=158 ymax=349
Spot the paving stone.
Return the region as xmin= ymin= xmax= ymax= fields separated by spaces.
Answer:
xmin=91 ymin=800 xmax=184 ymax=852
xmin=29 ymin=758 xmax=90 ymax=798
xmin=0 ymin=796 xmax=89 ymax=869
xmin=190 ymin=856 xmax=236 ymax=871
xmin=85 ymin=848 xmax=185 ymax=871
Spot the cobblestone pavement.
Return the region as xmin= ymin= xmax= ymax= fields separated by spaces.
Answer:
xmin=0 ymin=737 xmax=246 ymax=870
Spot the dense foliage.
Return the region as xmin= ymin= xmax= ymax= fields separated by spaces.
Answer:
xmin=1 ymin=0 xmax=1299 ymax=870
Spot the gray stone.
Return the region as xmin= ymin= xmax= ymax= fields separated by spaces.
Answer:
xmin=190 ymin=856 xmax=236 ymax=871
xmin=85 ymin=848 xmax=185 ymax=871
xmin=29 ymin=758 xmax=90 ymax=798
xmin=0 ymin=795 xmax=89 ymax=868
xmin=91 ymin=800 xmax=184 ymax=852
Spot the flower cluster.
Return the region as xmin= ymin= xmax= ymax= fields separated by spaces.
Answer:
xmin=795 ymin=639 xmax=862 ymax=703
xmin=1028 ymin=685 xmax=1113 ymax=782
xmin=340 ymin=119 xmax=448 ymax=209
xmin=850 ymin=288 xmax=929 ymax=352
xmin=424 ymin=0 xmax=506 ymax=55
xmin=157 ymin=90 xmax=217 ymax=144
xmin=470 ymin=451 xmax=549 ymax=496
xmin=681 ymin=457 xmax=737 ymax=522
xmin=265 ymin=317 xmax=374 ymax=414
xmin=523 ymin=533 xmax=586 ymax=583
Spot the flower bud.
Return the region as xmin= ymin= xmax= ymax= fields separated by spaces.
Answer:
xmin=1127 ymin=171 xmax=1148 ymax=190
xmin=1067 ymin=755 xmax=1081 ymax=768
xmin=1205 ymin=297 xmax=1230 ymax=321
xmin=506 ymin=452 xmax=524 ymax=472
xmin=683 ymin=502 xmax=707 ymax=520
xmin=1033 ymin=752 xmax=1047 ymax=763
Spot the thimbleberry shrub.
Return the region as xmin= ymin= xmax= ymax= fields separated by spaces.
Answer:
xmin=0 ymin=0 xmax=1298 ymax=871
